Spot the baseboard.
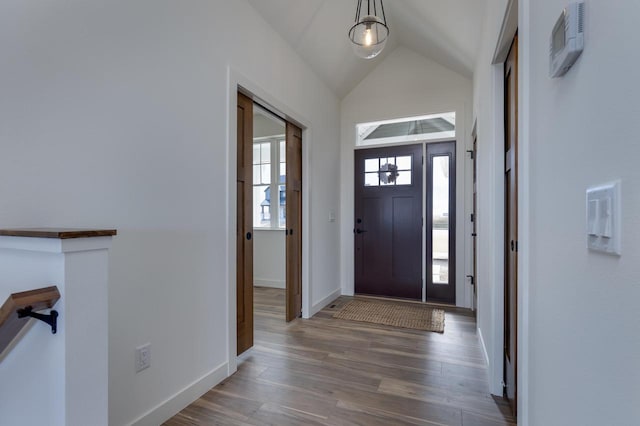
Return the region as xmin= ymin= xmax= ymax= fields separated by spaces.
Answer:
xmin=478 ymin=327 xmax=490 ymax=367
xmin=254 ymin=279 xmax=285 ymax=289
xmin=128 ymin=362 xmax=228 ymax=426
xmin=309 ymin=288 xmax=341 ymax=317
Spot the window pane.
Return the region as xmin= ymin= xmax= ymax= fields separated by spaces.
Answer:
xmin=384 ymin=157 xmax=395 ymax=166
xmin=365 ymin=158 xmax=379 ymax=172
xmin=261 ymin=143 xmax=271 ymax=164
xmin=432 ymin=155 xmax=450 ymax=285
xmin=278 ymin=184 xmax=286 ymax=228
xmin=261 ymin=164 xmax=271 ymax=184
xmin=253 ymin=165 xmax=261 ymax=184
xmin=396 ymin=156 xmax=412 ymax=170
xmin=280 ymin=140 xmax=286 ymax=162
xmin=280 ymin=162 xmax=286 ymax=178
xmin=365 ymin=172 xmax=379 ymax=186
xmin=253 ymin=144 xmax=260 ymax=165
xmin=396 ymin=170 xmax=412 ymax=185
xmin=253 ymin=185 xmax=271 ymax=228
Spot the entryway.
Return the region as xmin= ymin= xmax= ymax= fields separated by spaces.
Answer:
xmin=236 ymin=91 xmax=303 ymax=356
xmin=354 ymin=140 xmax=456 ymax=304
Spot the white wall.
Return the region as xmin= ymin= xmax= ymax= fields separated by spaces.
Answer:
xmin=523 ymin=0 xmax=640 ymax=424
xmin=0 ymin=1 xmax=341 ymax=425
xmin=475 ymin=0 xmax=640 ymax=423
xmin=340 ymin=46 xmax=474 ymax=308
xmin=254 ymin=230 xmax=285 ymax=288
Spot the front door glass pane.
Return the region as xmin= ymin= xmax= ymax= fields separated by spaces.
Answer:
xmin=432 ymin=155 xmax=449 ymax=285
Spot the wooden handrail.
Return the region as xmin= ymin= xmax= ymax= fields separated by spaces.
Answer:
xmin=0 ymin=286 xmax=60 ymax=358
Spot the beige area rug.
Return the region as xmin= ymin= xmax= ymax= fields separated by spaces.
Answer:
xmin=333 ymin=299 xmax=445 ymax=333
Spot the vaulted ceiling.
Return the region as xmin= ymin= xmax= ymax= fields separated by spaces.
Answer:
xmin=247 ymin=0 xmax=487 ymax=98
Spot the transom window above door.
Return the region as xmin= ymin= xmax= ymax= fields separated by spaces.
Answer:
xmin=356 ymin=112 xmax=455 ymax=147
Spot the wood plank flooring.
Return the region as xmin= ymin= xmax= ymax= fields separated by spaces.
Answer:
xmin=164 ymin=287 xmax=515 ymax=426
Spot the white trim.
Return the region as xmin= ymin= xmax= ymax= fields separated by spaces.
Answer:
xmin=309 ymin=288 xmax=341 ymax=318
xmin=478 ymin=326 xmax=491 ymax=367
xmin=128 ymin=362 xmax=228 ymax=426
xmin=226 ymin=66 xmax=313 ymax=375
xmin=254 ymin=279 xmax=285 ymax=289
xmin=490 ymin=62 xmax=506 ymax=398
xmin=518 ymin=0 xmax=531 ymax=422
xmin=493 ymin=0 xmax=519 ymax=64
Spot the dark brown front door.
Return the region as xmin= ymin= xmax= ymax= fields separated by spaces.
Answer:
xmin=504 ymin=33 xmax=518 ymax=416
xmin=425 ymin=142 xmax=456 ymax=304
xmin=354 ymin=144 xmax=423 ymax=300
xmin=286 ymin=122 xmax=302 ymax=322
xmin=236 ymin=92 xmax=253 ymax=355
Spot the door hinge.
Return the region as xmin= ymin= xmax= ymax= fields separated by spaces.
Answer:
xmin=470 ymin=213 xmax=475 ymax=222
xmin=515 ymin=241 xmax=518 ymax=252
xmin=466 ymin=150 xmax=474 ymax=160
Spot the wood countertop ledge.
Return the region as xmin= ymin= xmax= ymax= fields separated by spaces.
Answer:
xmin=0 ymin=228 xmax=117 ymax=239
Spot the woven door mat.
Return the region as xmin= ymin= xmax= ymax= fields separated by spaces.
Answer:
xmin=333 ymin=299 xmax=445 ymax=333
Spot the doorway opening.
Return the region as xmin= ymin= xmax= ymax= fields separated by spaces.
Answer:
xmin=236 ymin=91 xmax=303 ymax=356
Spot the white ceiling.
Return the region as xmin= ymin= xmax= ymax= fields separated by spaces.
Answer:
xmin=247 ymin=0 xmax=487 ymax=98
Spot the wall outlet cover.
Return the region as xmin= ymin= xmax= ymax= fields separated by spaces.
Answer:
xmin=135 ymin=343 xmax=151 ymax=373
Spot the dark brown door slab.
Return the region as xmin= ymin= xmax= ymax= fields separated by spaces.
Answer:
xmin=504 ymin=33 xmax=519 ymax=416
xmin=354 ymin=144 xmax=423 ymax=300
xmin=286 ymin=122 xmax=302 ymax=322
xmin=236 ymin=92 xmax=254 ymax=355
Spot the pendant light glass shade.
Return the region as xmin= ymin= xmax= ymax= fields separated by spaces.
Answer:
xmin=348 ymin=0 xmax=389 ymax=59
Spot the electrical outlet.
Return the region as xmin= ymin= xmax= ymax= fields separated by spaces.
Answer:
xmin=135 ymin=343 xmax=151 ymax=373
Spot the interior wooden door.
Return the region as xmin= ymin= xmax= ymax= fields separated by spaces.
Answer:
xmin=285 ymin=122 xmax=302 ymax=322
xmin=504 ymin=34 xmax=518 ymax=416
xmin=354 ymin=144 xmax=423 ymax=300
xmin=425 ymin=141 xmax=456 ymax=304
xmin=236 ymin=92 xmax=254 ymax=355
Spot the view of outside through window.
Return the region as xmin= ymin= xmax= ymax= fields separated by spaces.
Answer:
xmin=253 ymin=139 xmax=286 ymax=229
xmin=432 ymin=155 xmax=450 ymax=285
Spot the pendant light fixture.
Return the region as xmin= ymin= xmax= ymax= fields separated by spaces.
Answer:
xmin=348 ymin=0 xmax=389 ymax=59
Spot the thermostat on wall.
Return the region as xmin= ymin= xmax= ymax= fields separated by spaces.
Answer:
xmin=549 ymin=1 xmax=585 ymax=78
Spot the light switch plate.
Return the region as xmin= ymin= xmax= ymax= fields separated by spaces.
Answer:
xmin=586 ymin=181 xmax=621 ymax=255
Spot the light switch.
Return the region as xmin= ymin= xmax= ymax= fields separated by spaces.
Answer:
xmin=587 ymin=199 xmax=599 ymax=236
xmin=586 ymin=181 xmax=621 ymax=255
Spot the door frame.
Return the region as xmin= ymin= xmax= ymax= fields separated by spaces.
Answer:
xmin=226 ymin=68 xmax=311 ymax=376
xmin=490 ymin=0 xmax=530 ymax=419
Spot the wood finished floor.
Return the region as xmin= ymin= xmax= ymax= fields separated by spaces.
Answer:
xmin=164 ymin=287 xmax=515 ymax=426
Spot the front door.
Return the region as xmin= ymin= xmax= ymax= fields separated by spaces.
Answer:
xmin=504 ymin=34 xmax=519 ymax=416
xmin=354 ymin=144 xmax=423 ymax=300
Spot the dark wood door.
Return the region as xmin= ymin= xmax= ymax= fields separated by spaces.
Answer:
xmin=504 ymin=34 xmax=518 ymax=416
xmin=236 ymin=92 xmax=253 ymax=355
xmin=425 ymin=142 xmax=456 ymax=304
xmin=354 ymin=144 xmax=423 ymax=300
xmin=286 ymin=122 xmax=302 ymax=322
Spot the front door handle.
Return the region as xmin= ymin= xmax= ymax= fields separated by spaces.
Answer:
xmin=356 ymin=229 xmax=367 ymax=234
